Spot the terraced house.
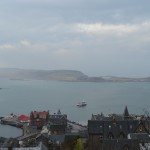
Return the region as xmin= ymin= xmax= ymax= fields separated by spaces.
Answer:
xmin=30 ymin=111 xmax=49 ymax=129
xmin=88 ymin=106 xmax=150 ymax=150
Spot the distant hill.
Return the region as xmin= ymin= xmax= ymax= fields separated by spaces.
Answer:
xmin=0 ymin=68 xmax=88 ymax=81
xmin=0 ymin=68 xmax=150 ymax=82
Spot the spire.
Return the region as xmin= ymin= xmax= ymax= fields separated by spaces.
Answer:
xmin=57 ymin=109 xmax=61 ymax=115
xmin=123 ymin=106 xmax=130 ymax=118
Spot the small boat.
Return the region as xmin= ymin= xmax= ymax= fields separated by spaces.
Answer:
xmin=76 ymin=100 xmax=87 ymax=107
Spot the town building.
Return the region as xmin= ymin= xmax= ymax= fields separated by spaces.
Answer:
xmin=48 ymin=109 xmax=67 ymax=135
xmin=30 ymin=111 xmax=49 ymax=129
xmin=88 ymin=106 xmax=150 ymax=150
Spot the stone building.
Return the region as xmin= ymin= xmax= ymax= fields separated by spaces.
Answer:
xmin=48 ymin=109 xmax=67 ymax=135
xmin=30 ymin=111 xmax=49 ymax=129
xmin=88 ymin=106 xmax=150 ymax=150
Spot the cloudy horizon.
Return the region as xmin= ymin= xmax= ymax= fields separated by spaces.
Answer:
xmin=0 ymin=0 xmax=150 ymax=77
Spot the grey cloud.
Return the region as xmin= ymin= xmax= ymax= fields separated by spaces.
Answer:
xmin=0 ymin=0 xmax=150 ymax=76
xmin=1 ymin=0 xmax=150 ymax=23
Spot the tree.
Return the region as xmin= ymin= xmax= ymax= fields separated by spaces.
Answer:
xmin=75 ymin=138 xmax=82 ymax=150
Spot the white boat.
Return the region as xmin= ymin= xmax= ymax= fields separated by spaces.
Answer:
xmin=76 ymin=100 xmax=87 ymax=107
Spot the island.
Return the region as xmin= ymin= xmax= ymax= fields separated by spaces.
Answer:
xmin=0 ymin=68 xmax=150 ymax=82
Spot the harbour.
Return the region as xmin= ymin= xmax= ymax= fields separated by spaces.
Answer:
xmin=0 ymin=79 xmax=150 ymax=137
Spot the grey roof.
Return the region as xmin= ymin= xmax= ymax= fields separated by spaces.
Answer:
xmin=103 ymin=121 xmax=128 ymax=138
xmin=127 ymin=120 xmax=139 ymax=133
xmin=50 ymin=124 xmax=66 ymax=131
xmin=49 ymin=114 xmax=67 ymax=119
xmin=88 ymin=120 xmax=104 ymax=134
xmin=49 ymin=113 xmax=67 ymax=125
xmin=88 ymin=119 xmax=140 ymax=139
xmin=36 ymin=134 xmax=49 ymax=139
xmin=90 ymin=114 xmax=129 ymax=121
xmin=88 ymin=108 xmax=150 ymax=139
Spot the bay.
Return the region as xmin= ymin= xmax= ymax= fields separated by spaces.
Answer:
xmin=0 ymin=78 xmax=150 ymax=137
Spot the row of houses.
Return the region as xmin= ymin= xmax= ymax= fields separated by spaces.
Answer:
xmin=29 ymin=109 xmax=67 ymax=135
xmin=1 ymin=107 xmax=150 ymax=149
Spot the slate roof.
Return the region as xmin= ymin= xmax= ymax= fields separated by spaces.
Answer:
xmin=127 ymin=120 xmax=139 ymax=133
xmin=88 ymin=119 xmax=140 ymax=137
xmin=88 ymin=107 xmax=150 ymax=149
xmin=49 ymin=111 xmax=67 ymax=125
xmin=50 ymin=124 xmax=66 ymax=131
xmin=91 ymin=113 xmax=128 ymax=121
xmin=88 ymin=106 xmax=150 ymax=141
xmin=91 ymin=106 xmax=132 ymax=121
xmin=88 ymin=120 xmax=104 ymax=134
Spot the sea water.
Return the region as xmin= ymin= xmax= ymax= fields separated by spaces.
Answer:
xmin=0 ymin=78 xmax=150 ymax=137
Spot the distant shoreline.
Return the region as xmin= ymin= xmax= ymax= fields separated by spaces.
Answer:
xmin=0 ymin=68 xmax=150 ymax=82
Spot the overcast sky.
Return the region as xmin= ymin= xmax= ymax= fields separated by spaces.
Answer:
xmin=0 ymin=0 xmax=150 ymax=76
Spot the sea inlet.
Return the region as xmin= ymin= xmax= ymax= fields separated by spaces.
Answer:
xmin=0 ymin=78 xmax=150 ymax=137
